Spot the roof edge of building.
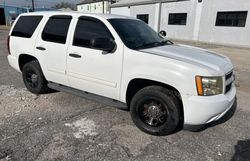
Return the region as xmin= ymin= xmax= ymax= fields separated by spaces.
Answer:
xmin=77 ymin=0 xmax=110 ymax=6
xmin=110 ymin=0 xmax=188 ymax=8
xmin=0 ymin=4 xmax=30 ymax=9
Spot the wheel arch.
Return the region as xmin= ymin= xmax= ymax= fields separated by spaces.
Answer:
xmin=126 ymin=78 xmax=182 ymax=104
xmin=18 ymin=54 xmax=38 ymax=71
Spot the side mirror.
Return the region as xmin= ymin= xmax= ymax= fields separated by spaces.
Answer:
xmin=159 ymin=30 xmax=167 ymax=37
xmin=91 ymin=37 xmax=116 ymax=53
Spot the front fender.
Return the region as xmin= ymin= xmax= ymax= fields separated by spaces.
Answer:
xmin=120 ymin=47 xmax=211 ymax=103
xmin=120 ymin=71 xmax=195 ymax=103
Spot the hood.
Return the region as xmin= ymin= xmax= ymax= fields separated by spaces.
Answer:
xmin=141 ymin=44 xmax=233 ymax=74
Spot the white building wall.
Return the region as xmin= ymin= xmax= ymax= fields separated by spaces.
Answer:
xmin=111 ymin=6 xmax=130 ymax=16
xmin=160 ymin=0 xmax=198 ymax=40
xmin=198 ymin=0 xmax=250 ymax=46
xmin=77 ymin=1 xmax=109 ymax=13
xmin=130 ymin=4 xmax=158 ymax=30
xmin=110 ymin=0 xmax=250 ymax=46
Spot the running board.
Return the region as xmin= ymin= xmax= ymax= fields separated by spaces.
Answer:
xmin=48 ymin=82 xmax=128 ymax=109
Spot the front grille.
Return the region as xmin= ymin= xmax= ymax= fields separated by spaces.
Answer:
xmin=225 ymin=71 xmax=233 ymax=94
xmin=226 ymin=71 xmax=233 ymax=80
xmin=225 ymin=83 xmax=232 ymax=93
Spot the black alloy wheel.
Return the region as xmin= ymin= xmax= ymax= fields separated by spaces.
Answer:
xmin=130 ymin=86 xmax=181 ymax=136
xmin=22 ymin=60 xmax=49 ymax=94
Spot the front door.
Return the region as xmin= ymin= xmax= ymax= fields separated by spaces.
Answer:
xmin=67 ymin=17 xmax=123 ymax=100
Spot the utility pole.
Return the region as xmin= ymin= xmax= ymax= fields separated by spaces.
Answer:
xmin=31 ymin=0 xmax=35 ymax=12
xmin=4 ymin=0 xmax=7 ymax=25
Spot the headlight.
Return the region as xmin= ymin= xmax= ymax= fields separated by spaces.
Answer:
xmin=195 ymin=76 xmax=223 ymax=96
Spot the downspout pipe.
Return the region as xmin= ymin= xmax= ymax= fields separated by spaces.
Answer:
xmin=157 ymin=1 xmax=162 ymax=32
xmin=156 ymin=0 xmax=179 ymax=32
xmin=103 ymin=0 xmax=105 ymax=13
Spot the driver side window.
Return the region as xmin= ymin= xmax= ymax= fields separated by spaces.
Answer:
xmin=73 ymin=17 xmax=113 ymax=48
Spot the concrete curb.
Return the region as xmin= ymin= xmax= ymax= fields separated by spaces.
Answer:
xmin=171 ymin=38 xmax=250 ymax=50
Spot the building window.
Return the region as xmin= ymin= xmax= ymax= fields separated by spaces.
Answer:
xmin=94 ymin=5 xmax=96 ymax=10
xmin=87 ymin=6 xmax=89 ymax=10
xmin=136 ymin=14 xmax=149 ymax=24
xmin=168 ymin=13 xmax=187 ymax=25
xmin=215 ymin=11 xmax=248 ymax=27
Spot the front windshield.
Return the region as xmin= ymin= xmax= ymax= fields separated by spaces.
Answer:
xmin=108 ymin=18 xmax=172 ymax=50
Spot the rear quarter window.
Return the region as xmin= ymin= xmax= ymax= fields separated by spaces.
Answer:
xmin=11 ymin=16 xmax=43 ymax=38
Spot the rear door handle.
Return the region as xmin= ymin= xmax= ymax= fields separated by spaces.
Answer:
xmin=36 ymin=46 xmax=46 ymax=51
xmin=69 ymin=53 xmax=82 ymax=58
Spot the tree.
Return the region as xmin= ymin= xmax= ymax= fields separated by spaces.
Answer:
xmin=53 ymin=2 xmax=76 ymax=10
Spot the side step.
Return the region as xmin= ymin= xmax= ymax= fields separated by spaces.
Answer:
xmin=48 ymin=82 xmax=128 ymax=109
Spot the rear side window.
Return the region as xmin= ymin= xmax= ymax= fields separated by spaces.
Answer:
xmin=42 ymin=15 xmax=72 ymax=44
xmin=73 ymin=18 xmax=113 ymax=48
xmin=11 ymin=16 xmax=43 ymax=38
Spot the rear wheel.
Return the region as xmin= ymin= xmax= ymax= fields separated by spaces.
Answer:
xmin=22 ymin=60 xmax=49 ymax=94
xmin=130 ymin=86 xmax=181 ymax=136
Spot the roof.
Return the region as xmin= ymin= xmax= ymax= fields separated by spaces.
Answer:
xmin=111 ymin=0 xmax=181 ymax=8
xmin=19 ymin=11 xmax=136 ymax=20
xmin=58 ymin=8 xmax=73 ymax=11
xmin=0 ymin=4 xmax=29 ymax=9
xmin=77 ymin=0 xmax=110 ymax=5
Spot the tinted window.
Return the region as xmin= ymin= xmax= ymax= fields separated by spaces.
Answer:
xmin=42 ymin=16 xmax=72 ymax=44
xmin=11 ymin=16 xmax=43 ymax=38
xmin=168 ymin=13 xmax=187 ymax=25
xmin=109 ymin=19 xmax=170 ymax=50
xmin=216 ymin=11 xmax=248 ymax=27
xmin=73 ymin=18 xmax=113 ymax=48
xmin=137 ymin=14 xmax=149 ymax=24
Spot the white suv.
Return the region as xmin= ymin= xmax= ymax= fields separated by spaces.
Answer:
xmin=7 ymin=12 xmax=236 ymax=135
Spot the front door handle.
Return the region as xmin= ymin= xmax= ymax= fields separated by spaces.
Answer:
xmin=36 ymin=46 xmax=46 ymax=51
xmin=69 ymin=53 xmax=82 ymax=58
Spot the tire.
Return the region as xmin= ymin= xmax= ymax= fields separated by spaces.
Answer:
xmin=130 ymin=86 xmax=181 ymax=136
xmin=22 ymin=60 xmax=49 ymax=94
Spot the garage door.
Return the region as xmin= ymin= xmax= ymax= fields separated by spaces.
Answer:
xmin=0 ymin=8 xmax=6 ymax=25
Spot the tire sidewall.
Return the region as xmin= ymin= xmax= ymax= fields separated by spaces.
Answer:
xmin=130 ymin=87 xmax=180 ymax=135
xmin=22 ymin=61 xmax=47 ymax=94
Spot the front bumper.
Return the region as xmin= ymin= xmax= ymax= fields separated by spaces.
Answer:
xmin=183 ymin=84 xmax=236 ymax=126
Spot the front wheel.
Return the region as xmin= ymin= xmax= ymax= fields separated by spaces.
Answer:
xmin=22 ymin=60 xmax=49 ymax=94
xmin=130 ymin=86 xmax=181 ymax=136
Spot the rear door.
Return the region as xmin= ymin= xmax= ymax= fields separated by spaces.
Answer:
xmin=67 ymin=16 xmax=123 ymax=100
xmin=35 ymin=15 xmax=73 ymax=85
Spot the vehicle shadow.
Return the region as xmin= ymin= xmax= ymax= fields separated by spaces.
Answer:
xmin=189 ymin=97 xmax=238 ymax=132
xmin=43 ymin=88 xmax=59 ymax=94
xmin=231 ymin=139 xmax=250 ymax=161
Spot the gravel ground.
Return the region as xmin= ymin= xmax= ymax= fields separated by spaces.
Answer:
xmin=0 ymin=29 xmax=250 ymax=161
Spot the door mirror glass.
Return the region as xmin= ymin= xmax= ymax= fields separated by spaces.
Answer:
xmin=159 ymin=30 xmax=167 ymax=37
xmin=91 ymin=37 xmax=116 ymax=52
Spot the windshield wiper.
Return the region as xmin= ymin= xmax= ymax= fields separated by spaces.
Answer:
xmin=161 ymin=40 xmax=174 ymax=45
xmin=134 ymin=41 xmax=163 ymax=50
xmin=134 ymin=40 xmax=174 ymax=50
